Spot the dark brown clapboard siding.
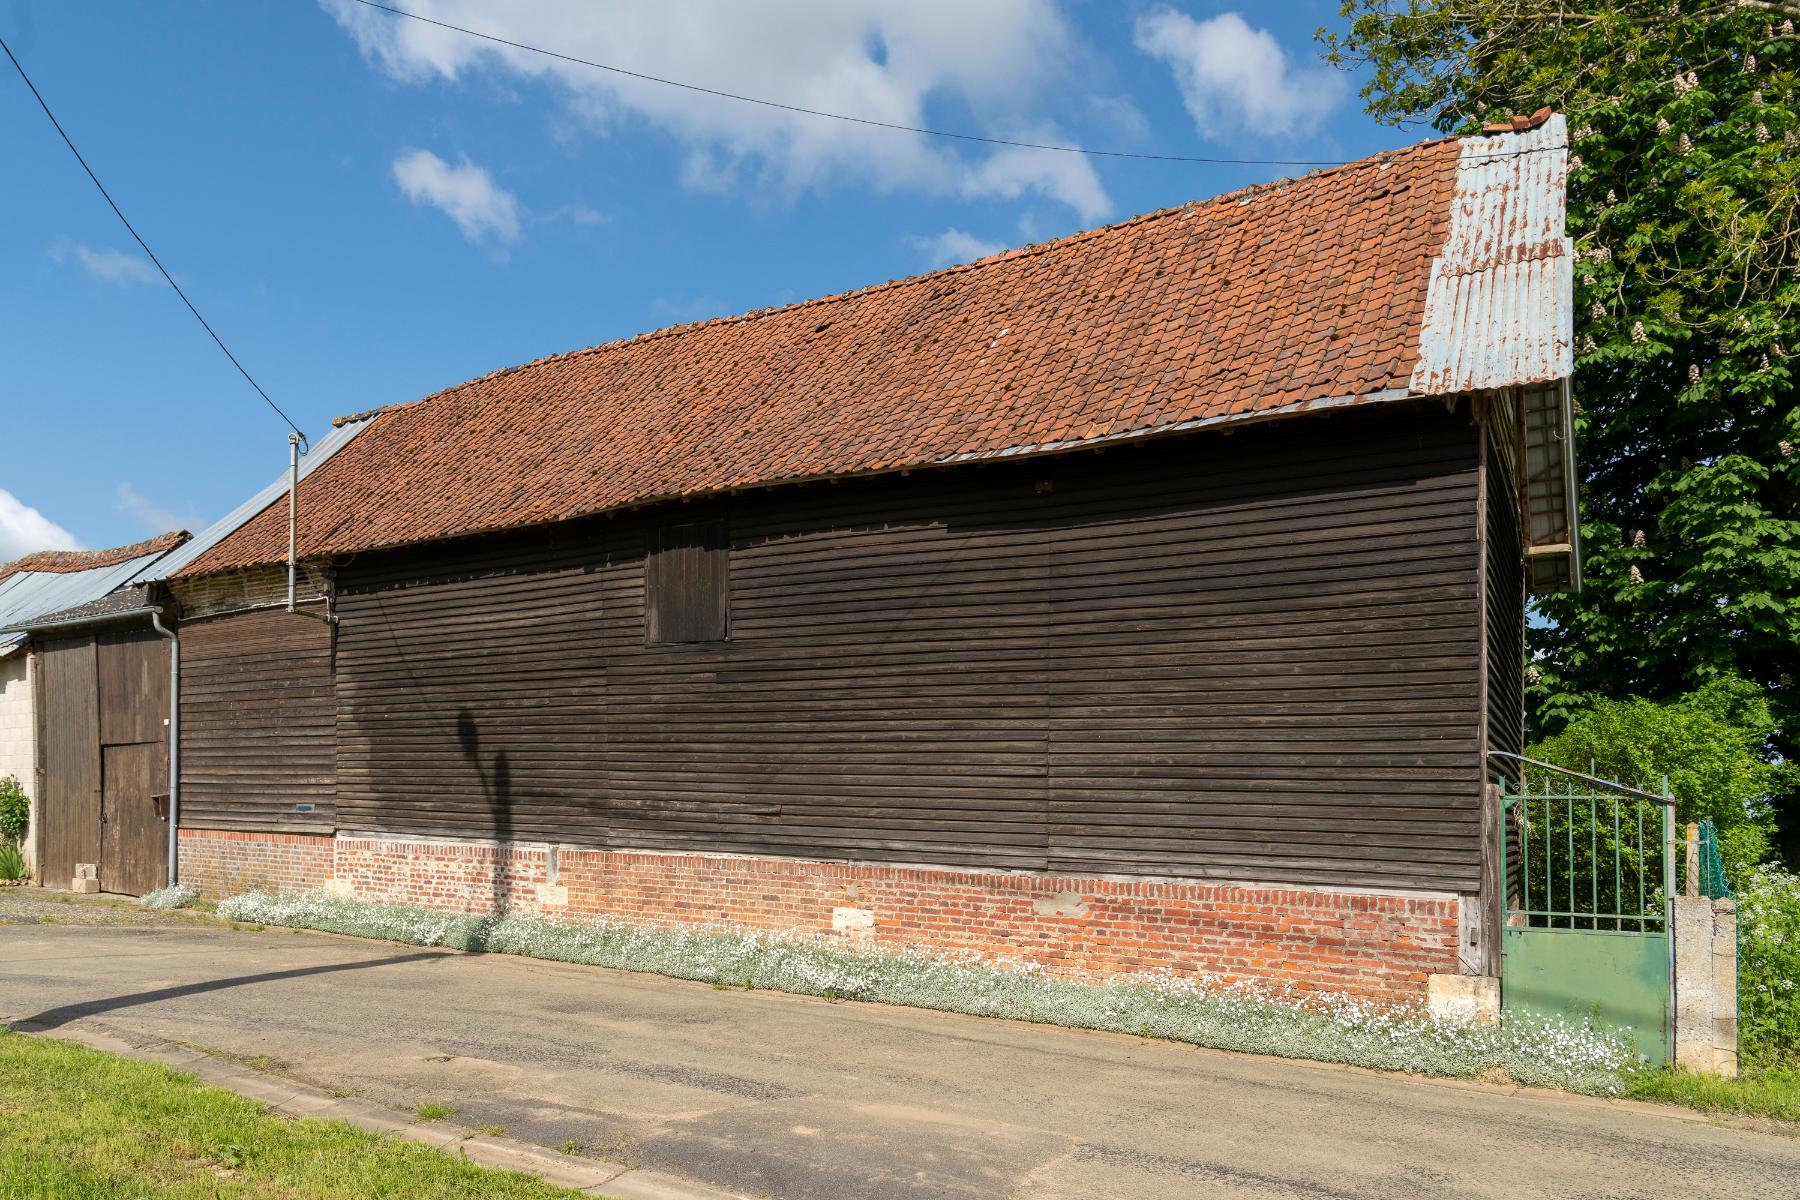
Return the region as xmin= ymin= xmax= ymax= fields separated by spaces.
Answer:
xmin=1484 ymin=415 xmax=1527 ymax=771
xmin=332 ymin=532 xmax=617 ymax=845
xmin=331 ymin=402 xmax=1489 ymax=892
xmin=179 ymin=607 xmax=336 ymax=832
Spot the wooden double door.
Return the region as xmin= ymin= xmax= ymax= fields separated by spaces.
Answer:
xmin=37 ymin=629 xmax=170 ymax=896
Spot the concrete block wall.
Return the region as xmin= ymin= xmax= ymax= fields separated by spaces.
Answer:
xmin=179 ymin=829 xmax=1462 ymax=1006
xmin=0 ymin=653 xmax=33 ymax=877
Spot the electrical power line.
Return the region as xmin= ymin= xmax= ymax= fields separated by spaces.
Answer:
xmin=0 ymin=33 xmax=307 ymax=445
xmin=348 ymin=0 xmax=1457 ymax=169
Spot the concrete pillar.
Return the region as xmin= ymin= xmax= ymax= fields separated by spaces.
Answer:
xmin=1673 ymin=894 xmax=1738 ymax=1076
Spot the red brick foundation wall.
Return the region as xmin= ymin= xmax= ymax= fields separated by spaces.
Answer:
xmin=549 ymin=849 xmax=1459 ymax=1004
xmin=334 ymin=837 xmax=551 ymax=913
xmin=190 ymin=831 xmax=1461 ymax=1005
xmin=179 ymin=829 xmax=334 ymax=899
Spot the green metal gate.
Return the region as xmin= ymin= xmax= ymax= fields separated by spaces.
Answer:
xmin=1492 ymin=753 xmax=1675 ymax=1064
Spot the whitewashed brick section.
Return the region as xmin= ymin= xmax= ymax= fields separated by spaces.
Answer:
xmin=0 ymin=653 xmax=33 ymax=874
xmin=170 ymin=564 xmax=329 ymax=620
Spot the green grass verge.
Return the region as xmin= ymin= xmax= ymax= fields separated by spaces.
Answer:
xmin=0 ymin=1030 xmax=586 ymax=1199
xmin=1626 ymin=1066 xmax=1800 ymax=1123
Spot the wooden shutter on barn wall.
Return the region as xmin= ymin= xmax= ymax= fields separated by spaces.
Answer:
xmin=646 ymin=519 xmax=728 ymax=644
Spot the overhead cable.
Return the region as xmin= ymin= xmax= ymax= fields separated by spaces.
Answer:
xmin=0 ymin=33 xmax=307 ymax=445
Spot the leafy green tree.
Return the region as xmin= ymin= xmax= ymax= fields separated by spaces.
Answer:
xmin=1529 ymin=676 xmax=1795 ymax=878
xmin=1322 ymin=2 xmax=1800 ymax=854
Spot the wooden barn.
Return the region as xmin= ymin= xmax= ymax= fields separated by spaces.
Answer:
xmin=155 ymin=113 xmax=1577 ymax=1008
xmin=0 ymin=532 xmax=190 ymax=895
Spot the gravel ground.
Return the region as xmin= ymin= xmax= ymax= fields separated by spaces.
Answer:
xmin=0 ymin=887 xmax=210 ymax=928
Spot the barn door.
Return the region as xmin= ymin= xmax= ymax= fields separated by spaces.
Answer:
xmin=100 ymin=742 xmax=167 ymax=896
xmin=37 ymin=636 xmax=101 ymax=888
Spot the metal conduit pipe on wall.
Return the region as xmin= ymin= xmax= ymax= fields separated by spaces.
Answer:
xmin=149 ymin=607 xmax=179 ymax=888
xmin=287 ymin=433 xmax=337 ymax=627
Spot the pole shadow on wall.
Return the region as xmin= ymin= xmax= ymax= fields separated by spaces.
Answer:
xmin=456 ymin=709 xmax=512 ymax=945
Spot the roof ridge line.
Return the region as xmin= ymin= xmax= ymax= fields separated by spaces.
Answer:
xmin=330 ymin=134 xmax=1464 ymax=430
xmin=0 ymin=529 xmax=190 ymax=584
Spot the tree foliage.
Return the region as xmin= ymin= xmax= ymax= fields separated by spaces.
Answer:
xmin=1528 ymin=676 xmax=1795 ymax=878
xmin=1323 ymin=2 xmax=1800 ymax=853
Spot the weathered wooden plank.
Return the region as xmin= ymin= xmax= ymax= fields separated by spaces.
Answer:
xmin=178 ymin=608 xmax=335 ymax=832
xmin=322 ymin=404 xmax=1490 ymax=890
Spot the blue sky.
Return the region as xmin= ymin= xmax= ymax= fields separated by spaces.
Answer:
xmin=1 ymin=0 xmax=1413 ymax=557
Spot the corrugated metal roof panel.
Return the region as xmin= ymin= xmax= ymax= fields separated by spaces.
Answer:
xmin=1410 ymin=114 xmax=1572 ymax=395
xmin=0 ymin=551 xmax=171 ymax=634
xmin=140 ymin=415 xmax=374 ymax=581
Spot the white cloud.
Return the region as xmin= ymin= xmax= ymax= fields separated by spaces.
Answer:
xmin=910 ymin=228 xmax=1005 ymax=269
xmin=325 ymin=0 xmax=1108 ymax=219
xmin=0 ymin=490 xmax=82 ymax=561
xmin=962 ymin=139 xmax=1109 ymax=224
xmin=114 ymin=483 xmax=199 ymax=536
xmin=48 ymin=240 xmax=159 ymax=286
xmin=391 ymin=149 xmax=522 ymax=244
xmin=1134 ymin=9 xmax=1344 ymax=139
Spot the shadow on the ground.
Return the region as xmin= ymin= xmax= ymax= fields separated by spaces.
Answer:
xmin=10 ymin=951 xmax=448 ymax=1031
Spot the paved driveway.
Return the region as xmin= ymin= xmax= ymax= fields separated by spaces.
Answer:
xmin=1 ymin=902 xmax=1794 ymax=1199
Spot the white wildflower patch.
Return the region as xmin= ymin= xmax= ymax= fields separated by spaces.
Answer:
xmin=215 ymin=891 xmax=1641 ymax=1096
xmin=141 ymin=884 xmax=199 ymax=910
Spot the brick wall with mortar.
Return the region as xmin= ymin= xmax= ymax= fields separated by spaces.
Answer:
xmin=169 ymin=564 xmax=330 ymax=621
xmin=0 ymin=653 xmax=33 ymax=875
xmin=182 ymin=829 xmax=1461 ymax=1004
xmin=179 ymin=829 xmax=333 ymax=897
xmin=334 ymin=837 xmax=552 ymax=914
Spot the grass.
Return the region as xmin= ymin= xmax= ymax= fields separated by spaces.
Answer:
xmin=414 ymin=1102 xmax=457 ymax=1122
xmin=1626 ymin=1066 xmax=1800 ymax=1123
xmin=0 ymin=1031 xmax=586 ymax=1199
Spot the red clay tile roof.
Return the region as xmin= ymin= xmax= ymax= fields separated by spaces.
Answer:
xmin=181 ymin=127 xmax=1559 ymax=577
xmin=0 ymin=531 xmax=189 ymax=584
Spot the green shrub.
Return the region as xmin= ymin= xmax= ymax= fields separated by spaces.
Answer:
xmin=0 ymin=842 xmax=24 ymax=883
xmin=141 ymin=884 xmax=198 ymax=911
xmin=1740 ymin=864 xmax=1800 ymax=1072
xmin=0 ymin=775 xmax=26 ymax=846
xmin=1528 ymin=677 xmax=1795 ymax=883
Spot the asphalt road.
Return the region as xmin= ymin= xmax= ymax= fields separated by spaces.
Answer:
xmin=1 ymin=902 xmax=1794 ymax=1199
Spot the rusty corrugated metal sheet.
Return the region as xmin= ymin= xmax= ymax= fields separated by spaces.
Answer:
xmin=1410 ymin=114 xmax=1572 ymax=394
